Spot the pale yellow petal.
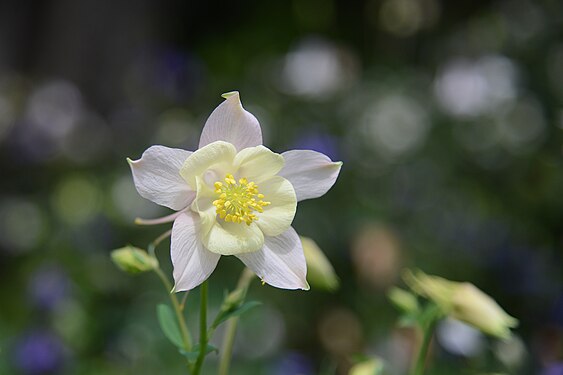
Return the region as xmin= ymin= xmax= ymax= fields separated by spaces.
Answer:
xmin=179 ymin=141 xmax=236 ymax=189
xmin=190 ymin=176 xmax=217 ymax=238
xmin=233 ymin=145 xmax=284 ymax=183
xmin=255 ymin=176 xmax=297 ymax=237
xmin=203 ymin=220 xmax=264 ymax=256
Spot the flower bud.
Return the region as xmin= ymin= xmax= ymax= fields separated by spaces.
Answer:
xmin=349 ymin=358 xmax=384 ymax=375
xmin=300 ymin=236 xmax=339 ymax=291
xmin=387 ymin=287 xmax=419 ymax=314
xmin=111 ymin=246 xmax=158 ymax=274
xmin=450 ymin=283 xmax=518 ymax=339
xmin=403 ymin=270 xmax=518 ymax=339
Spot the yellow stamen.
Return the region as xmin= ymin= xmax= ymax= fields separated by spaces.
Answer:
xmin=212 ymin=173 xmax=270 ymax=225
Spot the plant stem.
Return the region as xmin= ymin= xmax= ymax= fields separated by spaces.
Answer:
xmin=153 ymin=267 xmax=193 ymax=353
xmin=180 ymin=291 xmax=190 ymax=311
xmin=218 ymin=268 xmax=255 ymax=375
xmin=148 ymin=230 xmax=193 ymax=373
xmin=193 ymin=280 xmax=209 ymax=375
xmin=411 ymin=320 xmax=437 ymax=375
xmin=148 ymin=229 xmax=172 ymax=257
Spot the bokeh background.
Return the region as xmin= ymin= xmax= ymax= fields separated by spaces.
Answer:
xmin=0 ymin=0 xmax=562 ymax=374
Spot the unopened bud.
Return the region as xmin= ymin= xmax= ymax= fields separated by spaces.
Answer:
xmin=387 ymin=287 xmax=419 ymax=314
xmin=349 ymin=358 xmax=384 ymax=375
xmin=301 ymin=236 xmax=339 ymax=291
xmin=450 ymin=283 xmax=518 ymax=339
xmin=111 ymin=246 xmax=158 ymax=274
xmin=403 ymin=270 xmax=518 ymax=339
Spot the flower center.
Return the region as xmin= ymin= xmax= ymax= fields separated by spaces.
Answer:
xmin=212 ymin=174 xmax=270 ymax=225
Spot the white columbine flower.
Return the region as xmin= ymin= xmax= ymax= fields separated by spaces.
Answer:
xmin=128 ymin=92 xmax=342 ymax=291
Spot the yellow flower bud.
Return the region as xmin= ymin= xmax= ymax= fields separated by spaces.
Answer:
xmin=349 ymin=358 xmax=384 ymax=375
xmin=403 ymin=270 xmax=518 ymax=339
xmin=111 ymin=246 xmax=158 ymax=274
xmin=300 ymin=236 xmax=339 ymax=291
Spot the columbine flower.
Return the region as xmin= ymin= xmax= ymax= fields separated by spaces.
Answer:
xmin=128 ymin=92 xmax=342 ymax=291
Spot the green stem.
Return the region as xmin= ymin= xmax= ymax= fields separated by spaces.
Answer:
xmin=180 ymin=291 xmax=190 ymax=311
xmin=153 ymin=267 xmax=193 ymax=352
xmin=148 ymin=229 xmax=172 ymax=257
xmin=411 ymin=320 xmax=437 ymax=375
xmin=149 ymin=230 xmax=193 ymax=373
xmin=193 ymin=280 xmax=209 ymax=375
xmin=218 ymin=268 xmax=255 ymax=375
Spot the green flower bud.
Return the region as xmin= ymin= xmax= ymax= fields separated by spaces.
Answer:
xmin=111 ymin=246 xmax=158 ymax=274
xmin=404 ymin=270 xmax=518 ymax=339
xmin=387 ymin=287 xmax=419 ymax=314
xmin=300 ymin=236 xmax=339 ymax=291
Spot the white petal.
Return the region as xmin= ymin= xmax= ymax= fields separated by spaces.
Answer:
xmin=237 ymin=227 xmax=309 ymax=290
xmin=203 ymin=220 xmax=264 ymax=256
xmin=255 ymin=176 xmax=296 ymax=237
xmin=199 ymin=92 xmax=263 ymax=151
xmin=233 ymin=145 xmax=285 ymax=183
xmin=171 ymin=212 xmax=220 ymax=292
xmin=278 ymin=150 xmax=342 ymax=202
xmin=179 ymin=141 xmax=236 ymax=189
xmin=128 ymin=146 xmax=195 ymax=211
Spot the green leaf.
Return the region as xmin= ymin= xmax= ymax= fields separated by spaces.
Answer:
xmin=156 ymin=304 xmax=184 ymax=349
xmin=180 ymin=344 xmax=219 ymax=363
xmin=211 ymin=301 xmax=261 ymax=330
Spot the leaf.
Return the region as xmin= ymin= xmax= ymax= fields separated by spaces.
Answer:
xmin=180 ymin=344 xmax=219 ymax=363
xmin=211 ymin=301 xmax=261 ymax=329
xmin=156 ymin=304 xmax=184 ymax=349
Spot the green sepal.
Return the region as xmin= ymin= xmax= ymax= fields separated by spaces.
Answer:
xmin=416 ymin=302 xmax=444 ymax=329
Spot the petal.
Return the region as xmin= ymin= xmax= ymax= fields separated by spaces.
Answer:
xmin=278 ymin=150 xmax=342 ymax=202
xmin=179 ymin=141 xmax=236 ymax=189
xmin=202 ymin=220 xmax=264 ymax=256
xmin=199 ymin=92 xmax=263 ymax=151
xmin=255 ymin=176 xmax=296 ymax=237
xmin=171 ymin=212 xmax=220 ymax=292
xmin=233 ymin=145 xmax=285 ymax=183
xmin=128 ymin=146 xmax=195 ymax=211
xmin=236 ymin=227 xmax=309 ymax=290
xmin=190 ymin=176 xmax=217 ymax=237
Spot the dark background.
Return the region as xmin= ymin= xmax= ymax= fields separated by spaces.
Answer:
xmin=0 ymin=0 xmax=562 ymax=374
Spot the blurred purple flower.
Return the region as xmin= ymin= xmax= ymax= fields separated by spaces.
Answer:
xmin=132 ymin=47 xmax=205 ymax=103
xmin=550 ymin=294 xmax=563 ymax=328
xmin=489 ymin=245 xmax=556 ymax=297
xmin=27 ymin=264 xmax=69 ymax=311
xmin=292 ymin=131 xmax=340 ymax=162
xmin=543 ymin=363 xmax=563 ymax=375
xmin=15 ymin=331 xmax=65 ymax=375
xmin=274 ymin=352 xmax=314 ymax=375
